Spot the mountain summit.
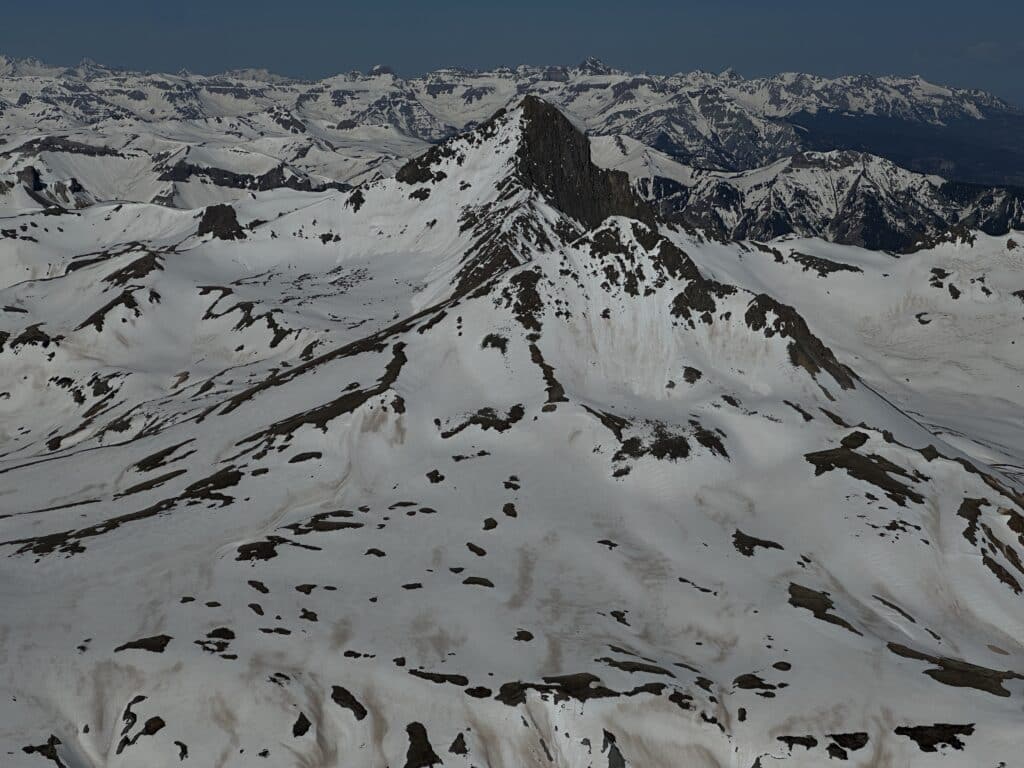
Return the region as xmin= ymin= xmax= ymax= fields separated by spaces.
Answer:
xmin=516 ymin=96 xmax=655 ymax=228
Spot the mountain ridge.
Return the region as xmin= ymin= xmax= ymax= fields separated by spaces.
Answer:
xmin=592 ymin=137 xmax=1024 ymax=251
xmin=2 ymin=53 xmax=1023 ymax=186
xmin=2 ymin=93 xmax=1021 ymax=254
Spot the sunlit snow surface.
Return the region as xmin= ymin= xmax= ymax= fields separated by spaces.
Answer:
xmin=1 ymin=101 xmax=1023 ymax=767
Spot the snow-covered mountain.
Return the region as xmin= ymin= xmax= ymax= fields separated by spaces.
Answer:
xmin=1 ymin=94 xmax=1023 ymax=767
xmin=4 ymin=55 xmax=1010 ymax=134
xmin=2 ymin=54 xmax=1023 ymax=218
xmin=593 ymin=137 xmax=1024 ymax=250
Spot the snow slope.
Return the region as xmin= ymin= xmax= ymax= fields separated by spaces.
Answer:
xmin=0 ymin=97 xmax=1022 ymax=768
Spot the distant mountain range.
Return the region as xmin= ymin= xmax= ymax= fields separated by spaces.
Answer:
xmin=2 ymin=55 xmax=1023 ymax=182
xmin=2 ymin=55 xmax=1023 ymax=252
xmin=593 ymin=138 xmax=1024 ymax=251
xmin=2 ymin=56 xmax=1022 ymax=250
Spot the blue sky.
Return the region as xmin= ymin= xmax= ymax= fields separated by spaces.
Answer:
xmin=3 ymin=0 xmax=1023 ymax=103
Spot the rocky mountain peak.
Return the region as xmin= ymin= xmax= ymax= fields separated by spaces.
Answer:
xmin=516 ymin=95 xmax=655 ymax=228
xmin=391 ymin=96 xmax=656 ymax=230
xmin=576 ymin=56 xmax=612 ymax=75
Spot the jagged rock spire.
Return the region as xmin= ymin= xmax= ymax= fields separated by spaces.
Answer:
xmin=576 ymin=56 xmax=612 ymax=75
xmin=516 ymin=96 xmax=655 ymax=228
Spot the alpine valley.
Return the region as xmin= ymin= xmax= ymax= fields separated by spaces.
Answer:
xmin=1 ymin=57 xmax=1023 ymax=768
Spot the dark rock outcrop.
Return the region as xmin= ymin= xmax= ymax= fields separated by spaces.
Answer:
xmin=197 ymin=204 xmax=245 ymax=240
xmin=517 ymin=96 xmax=656 ymax=229
xmin=745 ymin=294 xmax=856 ymax=390
xmin=158 ymin=160 xmax=347 ymax=195
xmin=16 ymin=166 xmax=44 ymax=191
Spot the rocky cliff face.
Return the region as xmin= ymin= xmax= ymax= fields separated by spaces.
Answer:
xmin=517 ymin=96 xmax=656 ymax=229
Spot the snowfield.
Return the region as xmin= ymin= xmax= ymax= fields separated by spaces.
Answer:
xmin=0 ymin=88 xmax=1023 ymax=768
